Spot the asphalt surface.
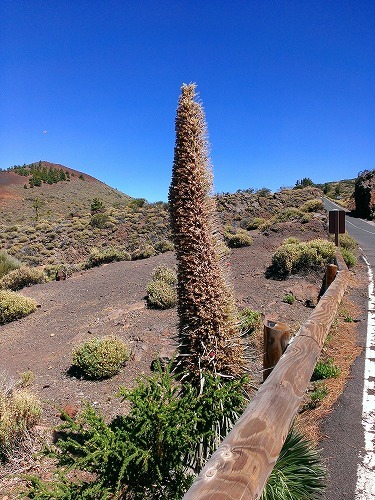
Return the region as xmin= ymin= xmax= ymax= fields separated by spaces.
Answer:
xmin=322 ymin=198 xmax=375 ymax=499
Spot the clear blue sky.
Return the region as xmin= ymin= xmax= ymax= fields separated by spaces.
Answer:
xmin=1 ymin=1 xmax=374 ymax=202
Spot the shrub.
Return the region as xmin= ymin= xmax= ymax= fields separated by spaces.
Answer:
xmin=225 ymin=229 xmax=253 ymax=248
xmin=86 ymin=247 xmax=130 ymax=268
xmin=0 ymin=290 xmax=37 ymax=324
xmin=341 ymin=248 xmax=356 ymax=268
xmin=0 ymin=266 xmax=46 ymax=290
xmin=147 ymin=279 xmax=177 ymax=309
xmin=283 ymin=236 xmax=300 ymax=245
xmin=338 ymin=233 xmax=357 ymax=251
xmin=131 ymin=244 xmax=156 ymax=260
xmin=90 ymin=212 xmax=109 ymax=228
xmin=0 ymin=373 xmax=42 ymax=461
xmin=245 ymin=217 xmax=267 ymax=230
xmin=238 ymin=308 xmax=262 ymax=335
xmin=304 ymin=382 xmax=329 ymax=410
xmin=151 ymin=264 xmax=177 ymax=285
xmin=283 ymin=293 xmax=295 ymax=305
xmin=26 ymin=368 xmax=248 ymax=498
xmin=301 ymin=199 xmax=324 ymax=212
xmin=271 ymin=239 xmax=335 ymax=277
xmin=72 ymin=337 xmax=129 ymax=379
xmin=311 ymin=358 xmax=341 ymax=381
xmin=147 ymin=265 xmax=177 ymax=309
xmin=261 ymin=428 xmax=325 ymax=499
xmin=154 ymin=240 xmax=174 ymax=253
xmin=0 ymin=251 xmax=22 ymax=279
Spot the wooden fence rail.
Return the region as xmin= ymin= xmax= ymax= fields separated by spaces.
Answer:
xmin=183 ymin=255 xmax=348 ymax=499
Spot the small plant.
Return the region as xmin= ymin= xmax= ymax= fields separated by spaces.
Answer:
xmin=147 ymin=279 xmax=178 ymax=309
xmin=300 ymin=199 xmax=324 ymax=212
xmin=0 ymin=372 xmax=42 ymax=461
xmin=72 ymin=337 xmax=130 ymax=379
xmin=25 ymin=368 xmax=248 ymax=498
xmin=339 ymin=232 xmax=357 ymax=251
xmin=147 ymin=265 xmax=177 ymax=309
xmin=238 ymin=308 xmax=262 ymax=335
xmin=18 ymin=370 xmax=35 ymax=388
xmin=90 ymin=212 xmax=109 ymax=228
xmin=85 ymin=246 xmax=130 ymax=268
xmin=304 ymin=382 xmax=329 ymax=410
xmin=0 ymin=290 xmax=37 ymax=324
xmin=261 ymin=428 xmax=326 ymax=499
xmin=271 ymin=239 xmax=335 ymax=277
xmin=0 ymin=266 xmax=46 ymax=290
xmin=224 ymin=229 xmax=253 ymax=248
xmin=0 ymin=250 xmax=22 ymax=279
xmin=312 ymin=358 xmax=341 ymax=381
xmin=341 ymin=248 xmax=357 ymax=268
xmin=90 ymin=197 xmax=105 ymax=214
xmin=131 ymin=244 xmax=156 ymax=260
xmin=283 ymin=293 xmax=295 ymax=305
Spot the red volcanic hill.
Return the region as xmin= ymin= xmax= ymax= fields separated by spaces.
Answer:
xmin=0 ymin=161 xmax=131 ymax=222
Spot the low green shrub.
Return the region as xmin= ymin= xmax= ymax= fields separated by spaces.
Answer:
xmin=283 ymin=293 xmax=295 ymax=305
xmin=238 ymin=308 xmax=262 ymax=335
xmin=155 ymin=240 xmax=174 ymax=253
xmin=72 ymin=337 xmax=129 ymax=379
xmin=341 ymin=248 xmax=357 ymax=268
xmin=261 ymin=428 xmax=326 ymax=499
xmin=86 ymin=247 xmax=130 ymax=268
xmin=247 ymin=217 xmax=267 ymax=230
xmin=90 ymin=212 xmax=110 ymax=228
xmin=0 ymin=266 xmax=46 ymax=290
xmin=271 ymin=239 xmax=335 ymax=277
xmin=147 ymin=279 xmax=177 ymax=309
xmin=304 ymin=382 xmax=329 ymax=410
xmin=0 ymin=373 xmax=42 ymax=461
xmin=0 ymin=290 xmax=37 ymax=324
xmin=0 ymin=251 xmax=22 ymax=279
xmin=300 ymin=199 xmax=324 ymax=212
xmin=132 ymin=244 xmax=157 ymax=260
xmin=151 ymin=264 xmax=177 ymax=285
xmin=25 ymin=369 xmax=248 ymax=498
xmin=339 ymin=233 xmax=357 ymax=251
xmin=225 ymin=229 xmax=253 ymax=248
xmin=311 ymin=358 xmax=341 ymax=381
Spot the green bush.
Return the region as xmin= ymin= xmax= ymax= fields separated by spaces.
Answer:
xmin=147 ymin=279 xmax=177 ymax=309
xmin=86 ymin=247 xmax=130 ymax=268
xmin=339 ymin=233 xmax=357 ymax=251
xmin=0 ymin=290 xmax=37 ymax=324
xmin=225 ymin=229 xmax=253 ymax=248
xmin=26 ymin=369 xmax=248 ymax=499
xmin=90 ymin=213 xmax=109 ymax=228
xmin=72 ymin=337 xmax=130 ymax=379
xmin=238 ymin=308 xmax=262 ymax=335
xmin=131 ymin=244 xmax=156 ymax=260
xmin=245 ymin=217 xmax=267 ymax=230
xmin=261 ymin=428 xmax=325 ymax=499
xmin=271 ymin=239 xmax=335 ymax=277
xmin=300 ymin=199 xmax=324 ymax=212
xmin=312 ymin=358 xmax=341 ymax=381
xmin=155 ymin=240 xmax=174 ymax=253
xmin=0 ymin=373 xmax=42 ymax=461
xmin=304 ymin=382 xmax=329 ymax=410
xmin=151 ymin=264 xmax=177 ymax=285
xmin=283 ymin=293 xmax=295 ymax=305
xmin=0 ymin=266 xmax=46 ymax=290
xmin=0 ymin=251 xmax=22 ymax=279
xmin=341 ymin=248 xmax=356 ymax=268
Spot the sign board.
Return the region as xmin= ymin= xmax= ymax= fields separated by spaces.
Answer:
xmin=328 ymin=210 xmax=346 ymax=234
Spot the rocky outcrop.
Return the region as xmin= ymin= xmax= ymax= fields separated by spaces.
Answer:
xmin=354 ymin=169 xmax=375 ymax=219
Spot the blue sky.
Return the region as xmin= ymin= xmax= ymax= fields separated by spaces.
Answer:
xmin=1 ymin=1 xmax=374 ymax=202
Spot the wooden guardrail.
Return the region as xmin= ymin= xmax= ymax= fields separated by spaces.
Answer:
xmin=184 ymin=254 xmax=348 ymax=499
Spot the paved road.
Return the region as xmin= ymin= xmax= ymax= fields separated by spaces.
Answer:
xmin=322 ymin=198 xmax=375 ymax=499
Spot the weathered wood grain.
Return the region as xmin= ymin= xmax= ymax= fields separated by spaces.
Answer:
xmin=183 ymin=260 xmax=348 ymax=500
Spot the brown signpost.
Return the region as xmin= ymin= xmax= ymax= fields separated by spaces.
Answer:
xmin=329 ymin=209 xmax=346 ymax=246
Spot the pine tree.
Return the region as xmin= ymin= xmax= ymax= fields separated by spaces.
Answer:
xmin=169 ymin=83 xmax=244 ymax=382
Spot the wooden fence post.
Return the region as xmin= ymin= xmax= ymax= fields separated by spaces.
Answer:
xmin=325 ymin=263 xmax=338 ymax=291
xmin=263 ymin=320 xmax=290 ymax=381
